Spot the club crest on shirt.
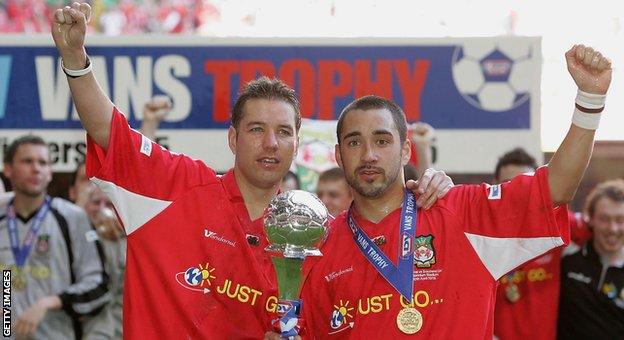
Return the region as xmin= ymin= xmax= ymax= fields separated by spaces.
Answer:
xmin=35 ymin=234 xmax=50 ymax=254
xmin=414 ymin=235 xmax=436 ymax=268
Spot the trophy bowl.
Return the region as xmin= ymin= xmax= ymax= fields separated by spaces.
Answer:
xmin=264 ymin=190 xmax=329 ymax=258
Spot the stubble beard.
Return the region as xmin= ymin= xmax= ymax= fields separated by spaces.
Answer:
xmin=346 ymin=164 xmax=401 ymax=199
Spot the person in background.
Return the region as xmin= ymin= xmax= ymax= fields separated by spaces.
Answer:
xmin=140 ymin=95 xmax=172 ymax=141
xmin=493 ymin=148 xmax=589 ymax=340
xmin=0 ymin=134 xmax=110 ymax=339
xmin=316 ymin=167 xmax=351 ymax=218
xmin=408 ymin=122 xmax=435 ymax=178
xmin=408 ymin=122 xmax=449 ymax=210
xmin=558 ymin=179 xmax=624 ymax=339
xmin=80 ymin=183 xmax=125 ymax=340
xmin=281 ymin=170 xmax=300 ymax=192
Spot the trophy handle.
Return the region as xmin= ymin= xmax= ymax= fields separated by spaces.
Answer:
xmin=304 ymin=248 xmax=323 ymax=257
xmin=265 ymin=244 xmax=285 ymax=253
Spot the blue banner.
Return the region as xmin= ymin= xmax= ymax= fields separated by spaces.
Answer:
xmin=0 ymin=39 xmax=537 ymax=130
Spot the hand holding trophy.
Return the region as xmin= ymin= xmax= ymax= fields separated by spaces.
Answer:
xmin=264 ymin=190 xmax=330 ymax=337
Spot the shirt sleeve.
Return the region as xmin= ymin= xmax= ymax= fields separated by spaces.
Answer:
xmin=59 ymin=207 xmax=111 ymax=317
xmin=446 ymin=166 xmax=570 ymax=280
xmin=86 ymin=107 xmax=218 ymax=234
xmin=562 ymin=211 xmax=592 ymax=257
xmin=569 ymin=211 xmax=591 ymax=246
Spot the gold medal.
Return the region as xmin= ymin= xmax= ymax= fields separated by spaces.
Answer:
xmin=396 ymin=307 xmax=423 ymax=334
xmin=12 ymin=270 xmax=27 ymax=291
xmin=505 ymin=283 xmax=521 ymax=303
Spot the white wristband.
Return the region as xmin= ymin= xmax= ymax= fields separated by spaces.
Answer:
xmin=61 ymin=56 xmax=92 ymax=78
xmin=575 ymin=89 xmax=606 ymax=110
xmin=572 ymin=107 xmax=601 ymax=130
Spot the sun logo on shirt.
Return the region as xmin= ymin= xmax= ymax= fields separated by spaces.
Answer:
xmin=198 ymin=263 xmax=216 ymax=287
xmin=330 ymin=300 xmax=354 ymax=330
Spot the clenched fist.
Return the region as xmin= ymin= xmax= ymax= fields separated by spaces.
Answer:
xmin=143 ymin=95 xmax=173 ymax=123
xmin=51 ymin=2 xmax=91 ymax=69
xmin=565 ymin=44 xmax=612 ymax=95
xmin=409 ymin=122 xmax=435 ymax=147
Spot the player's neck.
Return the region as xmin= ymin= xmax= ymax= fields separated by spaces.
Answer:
xmin=12 ymin=191 xmax=47 ymax=218
xmin=233 ymin=168 xmax=279 ymax=221
xmin=352 ymin=183 xmax=405 ymax=224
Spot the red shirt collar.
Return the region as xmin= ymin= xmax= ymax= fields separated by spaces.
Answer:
xmin=220 ymin=169 xmax=258 ymax=229
xmin=351 ymin=205 xmax=402 ymax=231
xmin=221 ymin=168 xmax=283 ymax=204
xmin=221 ymin=169 xmax=244 ymax=203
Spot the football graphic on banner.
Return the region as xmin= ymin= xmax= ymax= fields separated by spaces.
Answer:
xmin=452 ymin=41 xmax=533 ymax=112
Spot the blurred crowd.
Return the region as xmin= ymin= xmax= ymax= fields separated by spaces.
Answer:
xmin=0 ymin=0 xmax=224 ymax=34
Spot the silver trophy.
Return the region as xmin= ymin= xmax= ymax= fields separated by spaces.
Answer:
xmin=264 ymin=190 xmax=329 ymax=258
xmin=264 ymin=190 xmax=329 ymax=336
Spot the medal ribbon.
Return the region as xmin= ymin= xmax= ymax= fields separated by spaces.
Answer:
xmin=7 ymin=196 xmax=51 ymax=268
xmin=347 ymin=189 xmax=417 ymax=300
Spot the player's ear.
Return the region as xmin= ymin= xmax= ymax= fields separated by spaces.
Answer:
xmin=335 ymin=144 xmax=343 ymax=169
xmin=228 ymin=126 xmax=237 ymax=155
xmin=401 ymin=139 xmax=411 ymax=166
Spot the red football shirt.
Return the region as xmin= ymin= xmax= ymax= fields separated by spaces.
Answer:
xmin=301 ymin=167 xmax=569 ymax=339
xmin=493 ymin=212 xmax=589 ymax=340
xmin=86 ymin=108 xmax=281 ymax=339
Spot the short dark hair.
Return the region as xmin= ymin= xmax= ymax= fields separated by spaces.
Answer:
xmin=231 ymin=77 xmax=301 ymax=131
xmin=318 ymin=167 xmax=345 ymax=182
xmin=336 ymin=95 xmax=407 ymax=144
xmin=3 ymin=134 xmax=47 ymax=164
xmin=494 ymin=148 xmax=537 ymax=180
xmin=584 ymin=179 xmax=624 ymax=219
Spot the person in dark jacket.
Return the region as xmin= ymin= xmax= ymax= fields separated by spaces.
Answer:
xmin=558 ymin=179 xmax=624 ymax=339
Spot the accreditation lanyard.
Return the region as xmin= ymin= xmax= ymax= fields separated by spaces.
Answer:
xmin=347 ymin=189 xmax=417 ymax=301
xmin=7 ymin=196 xmax=51 ymax=267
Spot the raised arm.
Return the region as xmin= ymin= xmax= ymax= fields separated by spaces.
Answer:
xmin=548 ymin=44 xmax=612 ymax=205
xmin=409 ymin=122 xmax=435 ymax=177
xmin=140 ymin=95 xmax=172 ymax=141
xmin=51 ymin=2 xmax=113 ymax=148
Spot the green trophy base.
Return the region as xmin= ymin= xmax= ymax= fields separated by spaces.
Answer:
xmin=272 ymin=257 xmax=303 ymax=300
